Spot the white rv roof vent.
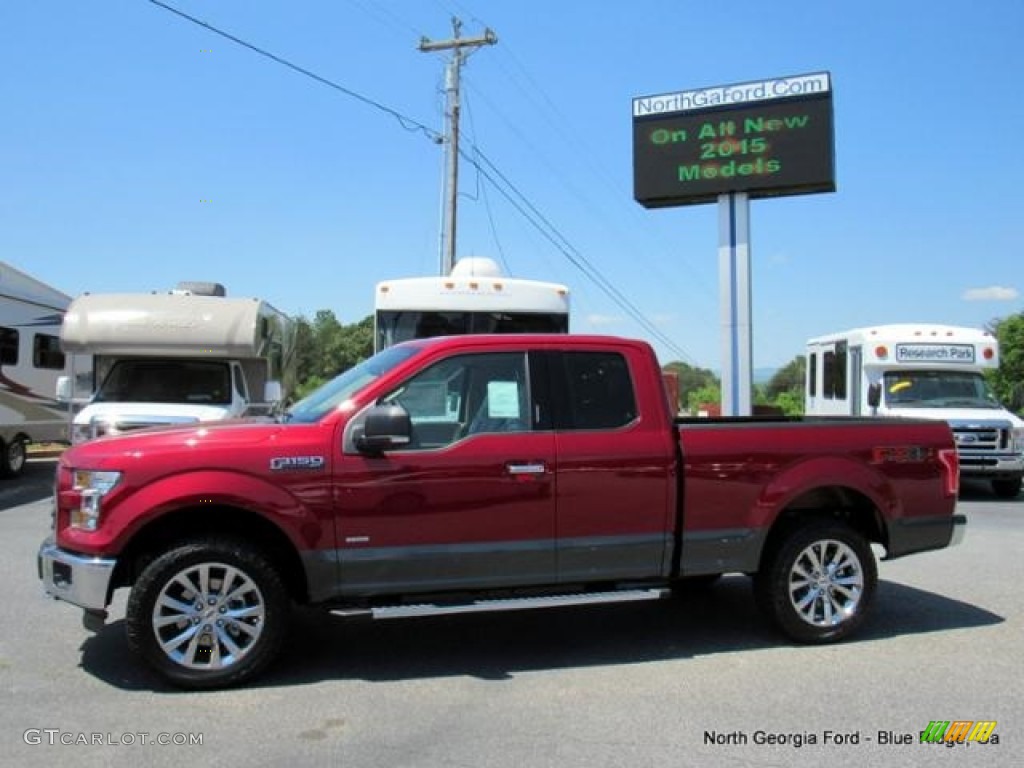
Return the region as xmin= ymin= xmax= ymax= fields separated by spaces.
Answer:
xmin=172 ymin=281 xmax=227 ymax=297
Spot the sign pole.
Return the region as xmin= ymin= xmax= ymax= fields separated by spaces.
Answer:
xmin=718 ymin=191 xmax=752 ymax=416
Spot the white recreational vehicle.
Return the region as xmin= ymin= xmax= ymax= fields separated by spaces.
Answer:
xmin=0 ymin=262 xmax=91 ymax=476
xmin=59 ymin=282 xmax=296 ymax=444
xmin=805 ymin=324 xmax=1024 ymax=498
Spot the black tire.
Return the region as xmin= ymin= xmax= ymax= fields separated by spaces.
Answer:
xmin=754 ymin=522 xmax=876 ymax=644
xmin=0 ymin=437 xmax=27 ymax=478
xmin=992 ymin=477 xmax=1021 ymax=500
xmin=126 ymin=538 xmax=291 ymax=689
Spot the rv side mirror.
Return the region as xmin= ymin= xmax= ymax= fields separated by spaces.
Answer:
xmin=356 ymin=404 xmax=412 ymax=454
xmin=56 ymin=376 xmax=72 ymax=403
xmin=264 ymin=380 xmax=282 ymax=404
xmin=867 ymin=382 xmax=882 ymax=409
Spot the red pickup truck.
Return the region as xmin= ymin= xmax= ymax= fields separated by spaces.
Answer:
xmin=39 ymin=334 xmax=965 ymax=689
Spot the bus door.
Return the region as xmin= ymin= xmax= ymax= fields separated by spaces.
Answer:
xmin=849 ymin=345 xmax=863 ymax=415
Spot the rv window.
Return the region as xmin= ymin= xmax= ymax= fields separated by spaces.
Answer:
xmin=0 ymin=327 xmax=17 ymax=365
xmin=33 ymin=334 xmax=65 ymax=370
xmin=808 ymin=353 xmax=817 ymax=397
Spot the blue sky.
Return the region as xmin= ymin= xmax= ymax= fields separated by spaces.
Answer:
xmin=4 ymin=0 xmax=1022 ymax=368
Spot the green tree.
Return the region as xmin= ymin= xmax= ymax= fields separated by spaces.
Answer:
xmin=292 ymin=311 xmax=374 ymax=398
xmin=766 ymin=355 xmax=806 ymax=400
xmin=774 ymin=390 xmax=805 ymax=416
xmin=759 ymin=355 xmax=806 ymax=415
xmin=686 ymin=384 xmax=721 ymax=415
xmin=663 ymin=360 xmax=719 ymax=413
xmin=987 ymin=312 xmax=1024 ymax=412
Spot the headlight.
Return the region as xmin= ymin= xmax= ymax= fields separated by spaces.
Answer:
xmin=70 ymin=470 xmax=122 ymax=531
xmin=1013 ymin=427 xmax=1024 ymax=453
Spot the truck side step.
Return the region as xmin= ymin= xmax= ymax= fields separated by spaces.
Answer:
xmin=331 ymin=588 xmax=669 ymax=620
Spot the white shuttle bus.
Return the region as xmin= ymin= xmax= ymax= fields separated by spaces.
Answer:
xmin=0 ymin=262 xmax=91 ymax=476
xmin=374 ymin=257 xmax=570 ymax=352
xmin=805 ymin=324 xmax=1024 ymax=498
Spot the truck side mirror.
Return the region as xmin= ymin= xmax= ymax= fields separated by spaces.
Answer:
xmin=356 ymin=404 xmax=412 ymax=454
xmin=264 ymin=380 xmax=282 ymax=404
xmin=56 ymin=376 xmax=72 ymax=403
xmin=867 ymin=382 xmax=882 ymax=409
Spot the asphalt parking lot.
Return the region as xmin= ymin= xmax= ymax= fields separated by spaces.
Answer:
xmin=1 ymin=460 xmax=1020 ymax=767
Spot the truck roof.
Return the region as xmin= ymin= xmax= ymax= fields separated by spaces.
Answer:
xmin=60 ymin=292 xmax=289 ymax=357
xmin=396 ymin=333 xmax=659 ymax=356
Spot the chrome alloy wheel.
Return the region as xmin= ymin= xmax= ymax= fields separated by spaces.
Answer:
xmin=151 ymin=562 xmax=266 ymax=671
xmin=786 ymin=538 xmax=864 ymax=627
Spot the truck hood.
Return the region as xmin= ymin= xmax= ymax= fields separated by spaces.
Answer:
xmin=60 ymin=418 xmax=319 ymax=474
xmin=75 ymin=401 xmax=233 ymax=425
xmin=884 ymin=405 xmax=1023 ymax=428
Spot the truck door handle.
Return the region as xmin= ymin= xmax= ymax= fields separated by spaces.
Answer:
xmin=506 ymin=462 xmax=546 ymax=476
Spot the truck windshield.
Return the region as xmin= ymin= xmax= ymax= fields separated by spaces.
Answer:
xmin=883 ymin=370 xmax=1002 ymax=409
xmin=285 ymin=344 xmax=420 ymax=423
xmin=94 ymin=360 xmax=232 ymax=405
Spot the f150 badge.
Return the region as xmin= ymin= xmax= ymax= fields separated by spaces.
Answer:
xmin=270 ymin=456 xmax=326 ymax=471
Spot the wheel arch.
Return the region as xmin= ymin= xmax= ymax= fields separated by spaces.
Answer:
xmin=752 ymin=455 xmax=898 ymax=570
xmin=111 ymin=504 xmax=311 ymax=604
xmin=758 ymin=483 xmax=887 ymax=573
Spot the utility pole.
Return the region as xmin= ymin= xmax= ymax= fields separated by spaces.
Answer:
xmin=419 ymin=18 xmax=497 ymax=275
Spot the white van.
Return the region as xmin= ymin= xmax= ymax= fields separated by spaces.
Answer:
xmin=806 ymin=324 xmax=1023 ymax=499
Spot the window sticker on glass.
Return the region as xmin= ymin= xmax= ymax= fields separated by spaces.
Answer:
xmin=487 ymin=381 xmax=521 ymax=419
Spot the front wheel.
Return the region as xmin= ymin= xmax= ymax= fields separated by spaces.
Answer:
xmin=992 ymin=477 xmax=1021 ymax=500
xmin=126 ymin=539 xmax=291 ymax=689
xmin=754 ymin=522 xmax=876 ymax=644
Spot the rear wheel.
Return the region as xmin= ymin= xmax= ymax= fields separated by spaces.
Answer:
xmin=0 ymin=438 xmax=27 ymax=478
xmin=126 ymin=538 xmax=291 ymax=689
xmin=754 ymin=522 xmax=876 ymax=644
xmin=992 ymin=477 xmax=1021 ymax=499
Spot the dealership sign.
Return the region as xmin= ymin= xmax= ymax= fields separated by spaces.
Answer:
xmin=633 ymin=72 xmax=835 ymax=207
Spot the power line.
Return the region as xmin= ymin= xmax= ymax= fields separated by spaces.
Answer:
xmin=462 ymin=146 xmax=695 ymax=363
xmin=147 ymin=0 xmax=441 ymax=143
xmin=146 ymin=0 xmax=693 ymax=361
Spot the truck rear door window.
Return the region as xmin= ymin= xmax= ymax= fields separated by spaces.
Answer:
xmin=560 ymin=352 xmax=637 ymax=430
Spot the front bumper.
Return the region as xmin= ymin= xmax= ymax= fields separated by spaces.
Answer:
xmin=958 ymin=453 xmax=1024 ymax=477
xmin=37 ymin=538 xmax=116 ymax=612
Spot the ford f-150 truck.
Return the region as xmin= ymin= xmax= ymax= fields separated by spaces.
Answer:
xmin=39 ymin=334 xmax=965 ymax=689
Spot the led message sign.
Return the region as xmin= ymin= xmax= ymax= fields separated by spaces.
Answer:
xmin=633 ymin=73 xmax=835 ymax=207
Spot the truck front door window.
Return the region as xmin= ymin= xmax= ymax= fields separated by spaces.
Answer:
xmin=383 ymin=352 xmax=531 ymax=449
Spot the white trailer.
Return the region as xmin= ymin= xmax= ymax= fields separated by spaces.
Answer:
xmin=59 ymin=282 xmax=295 ymax=444
xmin=805 ymin=323 xmax=1024 ymax=498
xmin=0 ymin=262 xmax=91 ymax=476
